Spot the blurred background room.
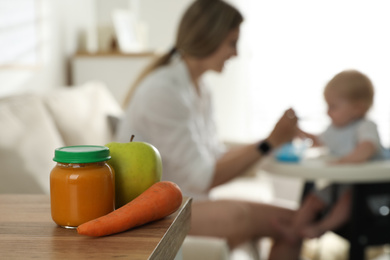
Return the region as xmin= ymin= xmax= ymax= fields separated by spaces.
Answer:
xmin=2 ymin=0 xmax=390 ymax=211
xmin=1 ymin=0 xmax=390 ymax=146
xmin=2 ymin=0 xmax=390 ymax=259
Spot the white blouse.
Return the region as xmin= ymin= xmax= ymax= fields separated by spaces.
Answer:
xmin=115 ymin=56 xmax=225 ymax=200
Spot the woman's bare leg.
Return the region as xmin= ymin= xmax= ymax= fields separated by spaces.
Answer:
xmin=268 ymin=238 xmax=303 ymax=260
xmin=189 ymin=199 xmax=302 ymax=260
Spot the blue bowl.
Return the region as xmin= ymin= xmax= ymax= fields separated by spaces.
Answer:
xmin=275 ymin=142 xmax=303 ymax=163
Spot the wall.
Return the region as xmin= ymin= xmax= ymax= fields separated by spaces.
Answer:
xmin=0 ymin=0 xmax=97 ymax=97
xmin=0 ymin=0 xmax=191 ymax=96
xmin=138 ymin=0 xmax=192 ymax=51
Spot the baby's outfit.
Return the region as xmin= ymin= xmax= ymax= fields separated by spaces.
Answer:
xmin=314 ymin=118 xmax=385 ymax=209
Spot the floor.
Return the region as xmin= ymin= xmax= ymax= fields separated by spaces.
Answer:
xmin=229 ymin=236 xmax=390 ymax=260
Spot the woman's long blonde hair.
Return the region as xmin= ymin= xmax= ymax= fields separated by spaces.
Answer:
xmin=122 ymin=0 xmax=243 ymax=107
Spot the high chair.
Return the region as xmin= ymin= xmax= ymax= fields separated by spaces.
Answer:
xmin=261 ymin=147 xmax=390 ymax=260
xmin=303 ymin=181 xmax=390 ymax=260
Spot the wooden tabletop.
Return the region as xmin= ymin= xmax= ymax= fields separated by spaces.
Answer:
xmin=0 ymin=194 xmax=192 ymax=260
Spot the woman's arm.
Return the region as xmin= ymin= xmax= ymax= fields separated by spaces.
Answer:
xmin=210 ymin=109 xmax=298 ymax=188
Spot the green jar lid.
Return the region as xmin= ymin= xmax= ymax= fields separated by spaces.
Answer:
xmin=53 ymin=145 xmax=111 ymax=163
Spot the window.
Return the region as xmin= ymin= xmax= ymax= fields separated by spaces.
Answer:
xmin=0 ymin=0 xmax=41 ymax=68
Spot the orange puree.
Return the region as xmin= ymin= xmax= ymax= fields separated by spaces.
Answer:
xmin=50 ymin=146 xmax=115 ymax=228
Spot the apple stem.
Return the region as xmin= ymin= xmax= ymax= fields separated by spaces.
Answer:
xmin=130 ymin=135 xmax=135 ymax=142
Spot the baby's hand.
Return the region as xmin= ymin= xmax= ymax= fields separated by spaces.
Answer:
xmin=329 ymin=141 xmax=376 ymax=164
xmin=327 ymin=159 xmax=344 ymax=165
xmin=297 ymin=129 xmax=321 ymax=147
xmin=329 ymin=156 xmax=365 ymax=165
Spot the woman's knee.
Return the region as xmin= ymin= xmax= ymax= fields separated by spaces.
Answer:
xmin=190 ymin=200 xmax=256 ymax=245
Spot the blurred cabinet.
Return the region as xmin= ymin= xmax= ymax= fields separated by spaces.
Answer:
xmin=71 ymin=51 xmax=157 ymax=105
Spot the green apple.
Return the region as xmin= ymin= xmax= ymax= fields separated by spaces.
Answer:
xmin=105 ymin=136 xmax=162 ymax=209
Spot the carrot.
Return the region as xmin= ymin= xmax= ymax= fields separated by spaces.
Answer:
xmin=77 ymin=181 xmax=183 ymax=237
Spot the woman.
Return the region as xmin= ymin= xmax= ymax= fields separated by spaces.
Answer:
xmin=117 ymin=0 xmax=301 ymax=259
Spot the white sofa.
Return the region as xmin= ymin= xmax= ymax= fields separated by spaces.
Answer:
xmin=0 ymin=82 xmax=122 ymax=194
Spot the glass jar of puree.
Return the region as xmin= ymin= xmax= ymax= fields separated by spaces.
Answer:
xmin=50 ymin=145 xmax=115 ymax=229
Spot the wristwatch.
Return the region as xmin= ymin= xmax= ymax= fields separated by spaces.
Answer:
xmin=258 ymin=140 xmax=272 ymax=155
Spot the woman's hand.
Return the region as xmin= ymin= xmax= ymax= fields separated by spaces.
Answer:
xmin=267 ymin=108 xmax=298 ymax=148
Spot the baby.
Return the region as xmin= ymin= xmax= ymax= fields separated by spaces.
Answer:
xmin=274 ymin=69 xmax=384 ymax=242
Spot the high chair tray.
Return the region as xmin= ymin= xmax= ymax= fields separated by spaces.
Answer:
xmin=261 ymin=148 xmax=390 ymax=183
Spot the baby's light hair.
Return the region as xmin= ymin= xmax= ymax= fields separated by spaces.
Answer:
xmin=324 ymin=70 xmax=374 ymax=112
